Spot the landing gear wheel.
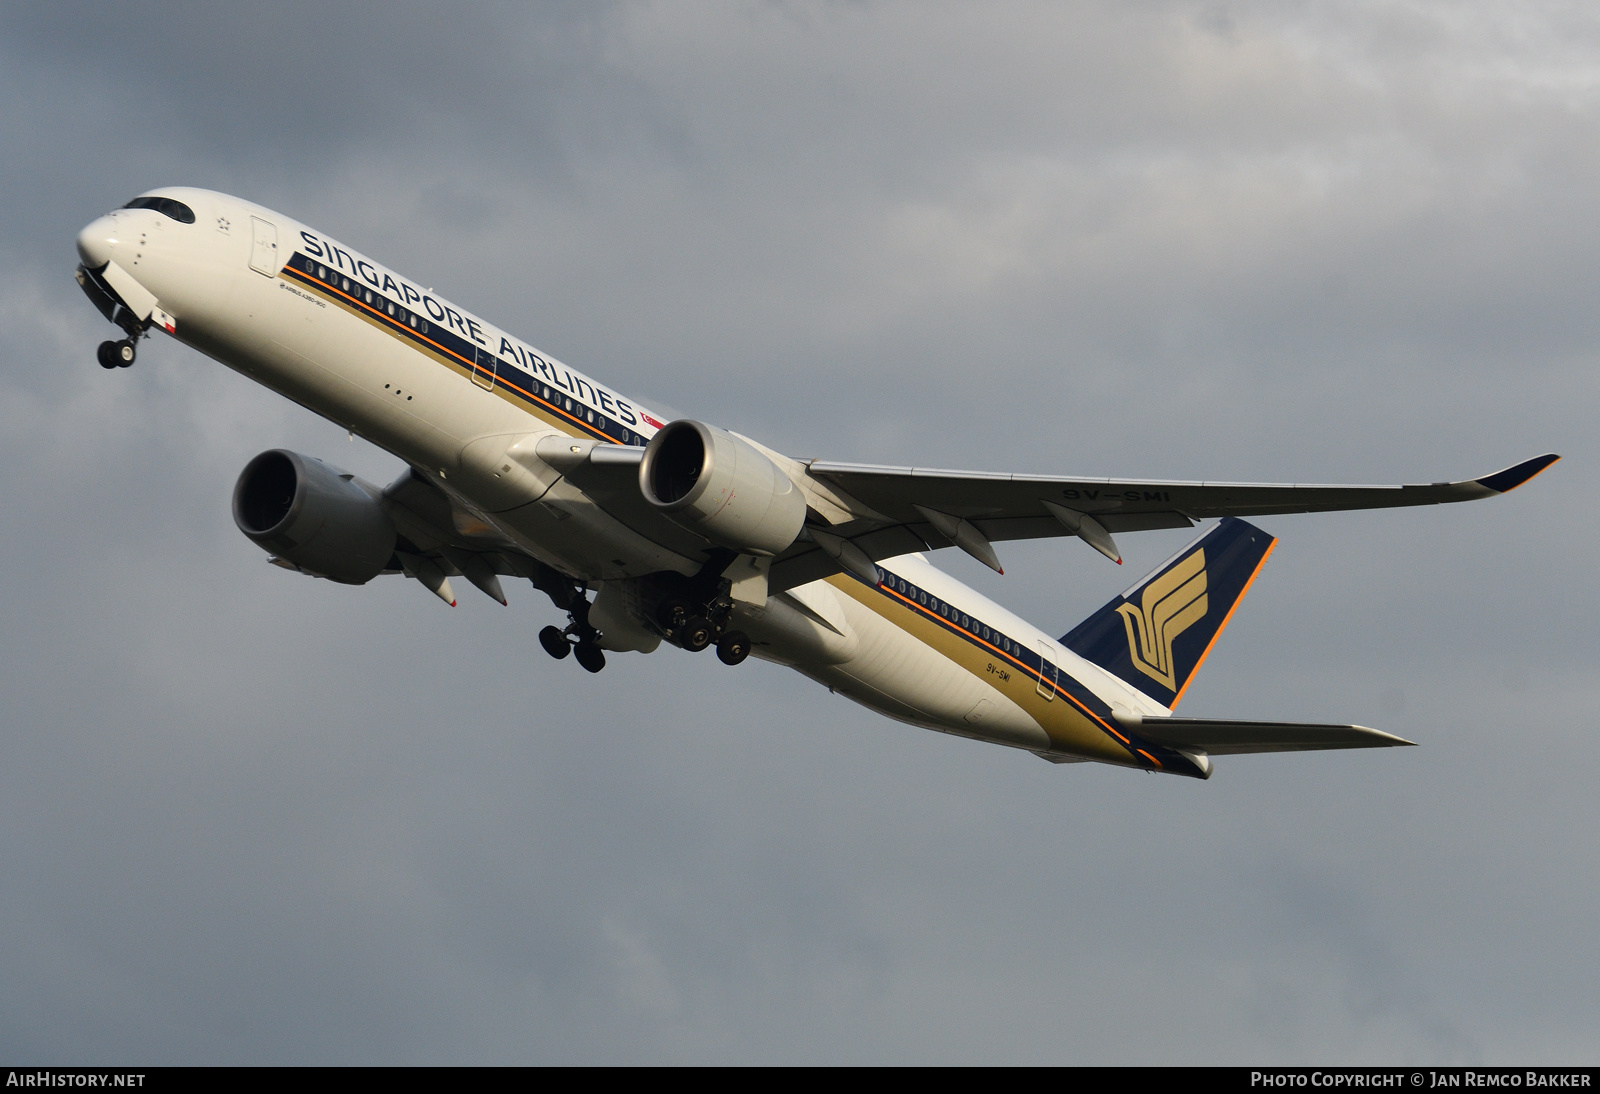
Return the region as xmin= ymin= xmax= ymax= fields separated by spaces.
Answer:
xmin=656 ymin=598 xmax=690 ymax=631
xmin=716 ymin=630 xmax=751 ymax=666
xmin=539 ymin=625 xmax=571 ymax=660
xmin=679 ymin=616 xmax=714 ymax=652
xmin=574 ymin=641 xmax=606 ymax=673
xmin=96 ymin=341 xmax=121 ymax=369
xmin=115 ymin=340 xmax=135 ymax=367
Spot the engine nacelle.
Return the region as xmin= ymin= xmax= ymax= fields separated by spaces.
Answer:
xmin=232 ymin=449 xmax=397 ymax=584
xmin=639 ymin=420 xmax=806 ymax=556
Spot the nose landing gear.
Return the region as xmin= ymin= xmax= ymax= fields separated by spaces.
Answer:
xmin=96 ymin=339 xmax=136 ymax=369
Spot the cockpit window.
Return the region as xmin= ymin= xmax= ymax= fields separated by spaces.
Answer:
xmin=121 ymin=196 xmax=196 ymax=224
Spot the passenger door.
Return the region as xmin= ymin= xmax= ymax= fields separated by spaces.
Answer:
xmin=471 ymin=344 xmax=497 ymax=391
xmin=1035 ymin=640 xmax=1058 ymax=700
xmin=249 ymin=217 xmax=279 ymax=276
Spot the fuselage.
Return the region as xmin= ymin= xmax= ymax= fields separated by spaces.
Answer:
xmin=75 ymin=187 xmax=1189 ymax=775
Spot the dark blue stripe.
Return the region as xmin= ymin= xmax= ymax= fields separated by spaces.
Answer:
xmin=863 ymin=565 xmax=1204 ymax=775
xmin=283 ymin=253 xmax=647 ymax=447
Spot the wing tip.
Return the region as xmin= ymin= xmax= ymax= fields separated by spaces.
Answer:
xmin=1358 ymin=725 xmax=1417 ymax=747
xmin=1475 ymin=453 xmax=1560 ymax=494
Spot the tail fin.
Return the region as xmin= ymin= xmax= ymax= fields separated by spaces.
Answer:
xmin=1061 ymin=518 xmax=1276 ymax=709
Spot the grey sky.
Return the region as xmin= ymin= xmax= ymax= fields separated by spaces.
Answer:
xmin=0 ymin=1 xmax=1594 ymax=1063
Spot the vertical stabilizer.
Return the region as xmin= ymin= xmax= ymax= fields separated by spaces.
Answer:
xmin=1061 ymin=518 xmax=1276 ymax=708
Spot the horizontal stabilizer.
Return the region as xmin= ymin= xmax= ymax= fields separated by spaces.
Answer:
xmin=1126 ymin=716 xmax=1414 ymax=755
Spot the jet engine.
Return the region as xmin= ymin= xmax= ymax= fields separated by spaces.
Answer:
xmin=232 ymin=449 xmax=397 ymax=584
xmin=638 ymin=419 xmax=806 ymax=556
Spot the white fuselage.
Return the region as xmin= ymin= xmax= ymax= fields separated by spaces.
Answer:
xmin=76 ymin=188 xmax=1174 ymax=772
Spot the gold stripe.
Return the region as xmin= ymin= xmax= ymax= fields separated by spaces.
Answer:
xmin=833 ymin=577 xmax=1143 ymax=765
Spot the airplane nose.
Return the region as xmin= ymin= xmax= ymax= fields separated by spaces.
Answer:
xmin=75 ymin=215 xmax=119 ymax=267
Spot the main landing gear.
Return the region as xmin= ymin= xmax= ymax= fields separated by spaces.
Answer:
xmin=531 ymin=567 xmax=607 ymax=673
xmin=539 ymin=624 xmax=606 ymax=673
xmin=656 ymin=598 xmax=751 ymax=665
xmin=652 ymin=559 xmax=752 ymax=667
xmin=97 ymin=339 xmax=136 ymax=369
xmin=528 ymin=556 xmax=755 ymax=674
xmin=715 ymin=629 xmax=751 ymax=667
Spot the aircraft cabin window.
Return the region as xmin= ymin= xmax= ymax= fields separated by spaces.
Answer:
xmin=121 ymin=196 xmax=196 ymax=224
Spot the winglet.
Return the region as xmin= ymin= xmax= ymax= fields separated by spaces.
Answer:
xmin=1475 ymin=453 xmax=1560 ymax=495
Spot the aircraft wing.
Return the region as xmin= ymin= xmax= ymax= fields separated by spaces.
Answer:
xmin=766 ymin=452 xmax=1559 ymax=590
xmin=1125 ymin=717 xmax=1415 ymax=755
xmin=452 ymin=435 xmax=1556 ymax=597
xmin=804 ymin=451 xmax=1558 ymax=528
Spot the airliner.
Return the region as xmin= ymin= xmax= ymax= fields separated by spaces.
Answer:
xmin=72 ymin=188 xmax=1557 ymax=779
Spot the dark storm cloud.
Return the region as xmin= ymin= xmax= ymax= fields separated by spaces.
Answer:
xmin=0 ymin=0 xmax=1595 ymax=1063
xmin=0 ymin=3 xmax=638 ymax=163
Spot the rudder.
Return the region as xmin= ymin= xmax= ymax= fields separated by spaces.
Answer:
xmin=1061 ymin=517 xmax=1276 ymax=708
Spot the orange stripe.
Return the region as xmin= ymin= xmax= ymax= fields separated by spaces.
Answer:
xmin=302 ymin=262 xmax=1162 ymax=773
xmin=1169 ymin=536 xmax=1278 ymax=709
xmin=878 ymin=582 xmax=1137 ymax=749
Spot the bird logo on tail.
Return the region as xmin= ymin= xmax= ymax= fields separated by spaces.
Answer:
xmin=1114 ymin=547 xmax=1208 ymax=692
